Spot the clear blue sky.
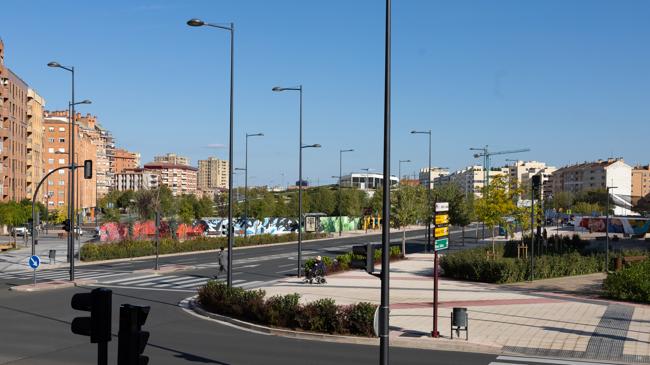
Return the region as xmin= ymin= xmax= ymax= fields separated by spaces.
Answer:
xmin=2 ymin=0 xmax=649 ymax=187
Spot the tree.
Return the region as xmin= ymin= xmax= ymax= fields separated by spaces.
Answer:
xmin=474 ymin=176 xmax=520 ymax=254
xmin=391 ymin=185 xmax=423 ymax=229
xmin=116 ymin=190 xmax=135 ymax=210
xmin=194 ymin=196 xmax=215 ymax=218
xmin=178 ymin=197 xmax=195 ymax=225
xmin=133 ymin=189 xmax=156 ymax=220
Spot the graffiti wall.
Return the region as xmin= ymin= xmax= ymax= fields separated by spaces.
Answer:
xmin=318 ymin=216 xmax=360 ymax=233
xmin=577 ymin=217 xmax=650 ymax=237
xmin=200 ymin=217 xmax=298 ymax=236
xmin=99 ymin=221 xmax=204 ymax=242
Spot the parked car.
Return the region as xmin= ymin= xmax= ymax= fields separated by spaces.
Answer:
xmin=11 ymin=227 xmax=29 ymax=236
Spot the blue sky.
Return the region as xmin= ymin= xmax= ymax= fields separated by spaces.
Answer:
xmin=2 ymin=0 xmax=649 ymax=187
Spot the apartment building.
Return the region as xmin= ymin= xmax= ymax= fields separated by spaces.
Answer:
xmin=435 ymin=165 xmax=509 ymax=197
xmin=26 ymin=88 xmax=45 ymax=198
xmin=1 ymin=67 xmax=29 ymax=202
xmin=114 ymin=168 xmax=160 ymax=192
xmin=507 ymin=160 xmax=556 ymax=197
xmin=113 ymin=148 xmax=140 ymax=173
xmin=154 ymin=153 xmax=189 ymax=166
xmin=340 ymin=172 xmax=399 ymax=190
xmin=197 ymin=157 xmax=229 ymax=189
xmin=42 ymin=115 xmax=97 ymax=213
xmin=418 ymin=167 xmax=449 ymax=189
xmin=632 ymin=165 xmax=650 ymax=200
xmin=143 ymin=162 xmax=197 ymax=196
xmin=550 ymin=158 xmax=632 ymax=215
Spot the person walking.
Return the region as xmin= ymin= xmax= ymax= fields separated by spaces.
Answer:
xmin=215 ymin=247 xmax=227 ymax=279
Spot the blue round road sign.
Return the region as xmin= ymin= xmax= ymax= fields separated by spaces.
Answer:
xmin=28 ymin=255 xmax=41 ymax=269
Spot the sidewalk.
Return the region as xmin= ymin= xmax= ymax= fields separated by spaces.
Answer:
xmin=258 ymin=253 xmax=650 ymax=364
xmin=0 ymin=232 xmax=86 ymax=273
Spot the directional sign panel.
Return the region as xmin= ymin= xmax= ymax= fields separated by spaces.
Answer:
xmin=434 ymin=238 xmax=449 ymax=251
xmin=435 ymin=202 xmax=449 ymax=212
xmin=435 ymin=214 xmax=449 ymax=225
xmin=28 ymin=255 xmax=41 ymax=269
xmin=434 ymin=226 xmax=449 ymax=237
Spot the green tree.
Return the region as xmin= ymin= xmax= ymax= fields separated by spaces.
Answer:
xmin=116 ymin=190 xmax=135 ymax=210
xmin=178 ymin=196 xmax=195 ymax=224
xmin=475 ymin=176 xmax=519 ymax=254
xmin=194 ymin=196 xmax=215 ymax=218
xmin=391 ymin=185 xmax=423 ymax=229
xmin=133 ymin=189 xmax=156 ymax=220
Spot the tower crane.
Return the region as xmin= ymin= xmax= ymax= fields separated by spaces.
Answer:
xmin=470 ymin=146 xmax=530 ymax=189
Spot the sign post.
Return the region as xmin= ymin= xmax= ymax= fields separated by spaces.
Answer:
xmin=28 ymin=255 xmax=40 ymax=286
xmin=432 ymin=201 xmax=449 ymax=338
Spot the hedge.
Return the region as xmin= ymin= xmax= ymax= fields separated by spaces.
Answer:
xmin=198 ymin=281 xmax=377 ymax=336
xmin=303 ymin=245 xmax=403 ymax=274
xmin=440 ymin=243 xmax=605 ymax=284
xmin=80 ymin=232 xmax=327 ymax=261
xmin=603 ymin=259 xmax=650 ymax=303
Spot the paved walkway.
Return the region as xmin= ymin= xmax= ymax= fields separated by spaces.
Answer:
xmin=259 ymin=253 xmax=650 ymax=364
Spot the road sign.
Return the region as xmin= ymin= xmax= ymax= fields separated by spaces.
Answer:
xmin=434 ymin=226 xmax=449 ymax=237
xmin=28 ymin=255 xmax=41 ymax=269
xmin=435 ymin=202 xmax=449 ymax=212
xmin=435 ymin=214 xmax=449 ymax=225
xmin=434 ymin=238 xmax=448 ymax=251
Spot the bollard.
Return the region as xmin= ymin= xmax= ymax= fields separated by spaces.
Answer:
xmin=49 ymin=249 xmax=56 ymax=264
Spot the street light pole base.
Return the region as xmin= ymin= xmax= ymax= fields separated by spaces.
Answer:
xmin=431 ymin=330 xmax=440 ymax=338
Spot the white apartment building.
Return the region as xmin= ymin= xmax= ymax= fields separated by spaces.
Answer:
xmin=507 ymin=160 xmax=557 ymax=197
xmin=340 ymin=172 xmax=398 ymax=190
xmin=114 ymin=168 xmax=160 ymax=192
xmin=418 ymin=167 xmax=449 ymax=189
xmin=435 ymin=165 xmax=509 ymax=197
xmin=550 ymin=158 xmax=632 ymax=215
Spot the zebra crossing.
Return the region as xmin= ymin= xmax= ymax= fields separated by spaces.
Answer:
xmin=0 ymin=268 xmax=130 ymax=283
xmin=490 ymin=355 xmax=623 ymax=365
xmin=94 ymin=273 xmax=264 ymax=292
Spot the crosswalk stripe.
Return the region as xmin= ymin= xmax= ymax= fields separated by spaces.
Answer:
xmin=489 ymin=362 xmax=527 ymax=365
xmin=175 ymin=279 xmax=210 ymax=288
xmin=101 ymin=274 xmax=160 ymax=285
xmin=495 ymin=356 xmax=617 ymax=365
xmin=147 ymin=276 xmax=203 ymax=288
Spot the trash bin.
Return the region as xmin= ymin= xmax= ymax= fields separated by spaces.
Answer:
xmin=451 ymin=307 xmax=468 ymax=340
xmin=49 ymin=249 xmax=56 ymax=264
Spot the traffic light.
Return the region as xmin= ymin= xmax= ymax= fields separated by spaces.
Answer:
xmin=70 ymin=288 xmax=112 ymax=343
xmin=532 ymin=174 xmax=541 ymax=191
xmin=365 ymin=243 xmax=376 ymax=274
xmin=63 ymin=219 xmax=71 ymax=232
xmin=118 ymin=304 xmax=150 ymax=365
xmin=83 ymin=159 xmax=93 ymax=179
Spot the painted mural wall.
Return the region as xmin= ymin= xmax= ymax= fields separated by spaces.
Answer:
xmin=577 ymin=217 xmax=650 ymax=237
xmin=319 ymin=216 xmax=360 ymax=233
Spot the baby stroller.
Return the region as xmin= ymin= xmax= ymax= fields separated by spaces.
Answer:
xmin=304 ymin=256 xmax=327 ymax=284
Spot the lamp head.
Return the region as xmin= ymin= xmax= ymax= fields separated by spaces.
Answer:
xmin=187 ymin=18 xmax=205 ymax=27
xmin=47 ymin=61 xmax=61 ymax=68
xmin=473 ymin=153 xmax=480 ymax=158
xmin=272 ymin=87 xmax=284 ymax=92
xmin=80 ymin=99 xmax=92 ymax=105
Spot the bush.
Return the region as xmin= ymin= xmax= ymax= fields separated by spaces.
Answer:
xmin=440 ymin=243 xmax=604 ymax=284
xmin=304 ymin=245 xmax=403 ymax=275
xmin=80 ymin=232 xmax=327 ymax=261
xmin=604 ymin=259 xmax=650 ymax=303
xmin=198 ymin=281 xmax=377 ymax=336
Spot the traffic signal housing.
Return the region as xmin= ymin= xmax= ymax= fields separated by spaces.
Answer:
xmin=118 ymin=304 xmax=150 ymax=365
xmin=351 ymin=243 xmax=377 ymax=275
xmin=62 ymin=219 xmax=71 ymax=232
xmin=70 ymin=288 xmax=112 ymax=343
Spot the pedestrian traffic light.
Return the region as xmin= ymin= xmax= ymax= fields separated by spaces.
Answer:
xmin=366 ymin=243 xmax=376 ymax=274
xmin=532 ymin=174 xmax=541 ymax=191
xmin=63 ymin=219 xmax=71 ymax=232
xmin=118 ymin=304 xmax=150 ymax=365
xmin=70 ymin=288 xmax=112 ymax=343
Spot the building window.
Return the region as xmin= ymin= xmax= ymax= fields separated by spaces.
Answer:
xmin=47 ymin=180 xmax=53 ymax=186
xmin=59 ymin=127 xmax=65 ymax=132
xmin=48 ymin=148 xmax=54 ymax=153
xmin=58 ymin=201 xmax=64 ymax=206
xmin=58 ymin=158 xmax=65 ymax=164
xmin=59 ymin=180 xmax=65 ymax=185
xmin=48 ymin=158 xmax=54 ymax=164
xmin=58 ymin=170 xmax=65 ymax=175
xmin=48 ymin=127 xmax=54 ymax=132
xmin=48 ymin=201 xmax=54 ymax=206
xmin=59 ymin=138 xmax=65 ymax=143
xmin=48 ymin=138 xmax=55 ymax=143
xmin=58 ymin=148 xmax=65 ymax=153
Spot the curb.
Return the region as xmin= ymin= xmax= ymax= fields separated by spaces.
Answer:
xmin=182 ymin=297 xmax=502 ymax=354
xmin=10 ymin=278 xmax=97 ymax=292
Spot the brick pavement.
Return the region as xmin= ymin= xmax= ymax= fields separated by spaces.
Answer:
xmin=259 ymin=253 xmax=650 ymax=363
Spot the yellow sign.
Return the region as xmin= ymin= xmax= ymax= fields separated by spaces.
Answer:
xmin=434 ymin=226 xmax=449 ymax=237
xmin=435 ymin=214 xmax=449 ymax=225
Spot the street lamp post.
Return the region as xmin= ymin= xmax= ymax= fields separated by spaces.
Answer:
xmin=244 ymin=133 xmax=263 ymax=238
xmin=411 ymin=130 xmax=432 ymax=253
xmin=273 ymin=85 xmax=320 ymax=277
xmin=361 ymin=168 xmax=372 ymax=190
xmin=47 ymin=61 xmax=78 ymax=281
xmin=187 ymin=18 xmax=235 ymax=288
xmin=606 ymin=185 xmax=617 ymax=272
xmin=339 ymin=149 xmax=354 ymax=236
xmin=398 ymin=159 xmax=411 ymax=184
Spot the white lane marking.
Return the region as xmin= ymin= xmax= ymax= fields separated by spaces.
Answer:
xmin=239 ymin=280 xmax=263 ymax=289
xmin=489 ymin=362 xmax=527 ymax=365
xmin=101 ymin=274 xmax=160 ymax=285
xmin=175 ymin=279 xmax=210 ymax=289
xmin=161 ymin=276 xmax=209 ymax=287
xmin=144 ymin=276 xmax=205 ymax=288
xmin=276 ymin=268 xmax=295 ymax=274
xmin=89 ymin=284 xmax=197 ymax=293
xmin=496 ymin=356 xmax=618 ymax=365
xmin=237 ymin=264 xmax=260 ymax=269
xmin=278 ymin=263 xmax=294 ymax=268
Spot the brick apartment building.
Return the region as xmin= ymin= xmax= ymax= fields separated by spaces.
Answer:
xmin=113 ymin=148 xmax=140 ymax=173
xmin=197 ymin=157 xmax=229 ymax=190
xmin=26 ymin=88 xmax=45 ymax=199
xmin=143 ymin=162 xmax=197 ymax=196
xmin=632 ymin=165 xmax=650 ymax=200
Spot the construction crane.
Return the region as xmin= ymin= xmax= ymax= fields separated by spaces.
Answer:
xmin=470 ymin=145 xmax=531 ymax=189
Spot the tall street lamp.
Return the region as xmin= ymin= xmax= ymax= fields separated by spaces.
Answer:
xmin=47 ymin=60 xmax=89 ymax=281
xmin=273 ymin=85 xmax=321 ymax=277
xmin=361 ymin=168 xmax=372 ymax=190
xmin=606 ymin=185 xmax=617 ymax=272
xmin=243 ymin=133 xmax=263 ymax=238
xmin=411 ymin=130 xmax=432 ymax=253
xmin=339 ymin=149 xmax=354 ymax=236
xmin=398 ymin=159 xmax=411 ymax=184
xmin=187 ymin=18 xmax=236 ymax=288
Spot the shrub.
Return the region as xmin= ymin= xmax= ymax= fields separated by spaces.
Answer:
xmin=440 ymin=243 xmax=605 ymax=284
xmin=81 ymin=232 xmax=327 ymax=261
xmin=197 ymin=281 xmax=377 ymax=336
xmin=304 ymin=245 xmax=403 ymax=275
xmin=604 ymin=259 xmax=650 ymax=303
